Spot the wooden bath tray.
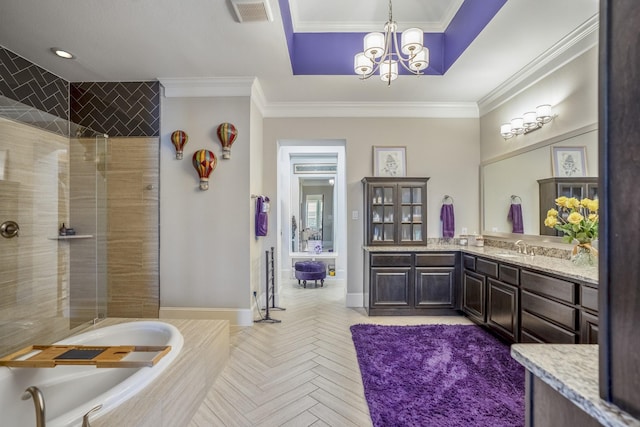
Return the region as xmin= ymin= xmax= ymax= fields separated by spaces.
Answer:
xmin=0 ymin=345 xmax=171 ymax=368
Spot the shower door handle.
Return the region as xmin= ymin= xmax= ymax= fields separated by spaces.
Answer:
xmin=0 ymin=220 xmax=20 ymax=238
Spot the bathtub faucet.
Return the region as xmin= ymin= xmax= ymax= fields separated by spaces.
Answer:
xmin=21 ymin=386 xmax=45 ymax=427
xmin=82 ymin=404 xmax=103 ymax=427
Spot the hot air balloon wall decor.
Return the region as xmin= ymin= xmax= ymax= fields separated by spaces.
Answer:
xmin=171 ymin=130 xmax=189 ymax=159
xmin=192 ymin=149 xmax=217 ymax=190
xmin=216 ymin=122 xmax=237 ymax=159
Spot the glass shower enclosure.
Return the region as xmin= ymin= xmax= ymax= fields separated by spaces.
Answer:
xmin=0 ymin=95 xmax=108 ymax=357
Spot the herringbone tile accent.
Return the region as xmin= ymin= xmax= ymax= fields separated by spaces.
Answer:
xmin=0 ymin=47 xmax=69 ymax=120
xmin=189 ymin=280 xmax=473 ymax=426
xmin=70 ymin=81 xmax=160 ymax=137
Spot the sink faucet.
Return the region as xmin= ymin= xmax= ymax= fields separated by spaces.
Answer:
xmin=22 ymin=386 xmax=45 ymax=427
xmin=515 ymin=239 xmax=528 ymax=254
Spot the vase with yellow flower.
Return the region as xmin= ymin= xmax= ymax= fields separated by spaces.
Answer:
xmin=544 ymin=196 xmax=599 ymax=266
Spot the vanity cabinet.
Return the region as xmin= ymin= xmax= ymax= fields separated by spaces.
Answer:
xmin=538 ymin=177 xmax=598 ymax=237
xmin=461 ymin=253 xmax=598 ymax=345
xmin=463 ymin=255 xmax=520 ymax=342
xmin=520 ymin=270 xmax=578 ymax=344
xmin=364 ymin=251 xmax=458 ymax=315
xmin=579 ymin=285 xmax=599 ymax=344
xmin=362 ymin=177 xmax=429 ymax=246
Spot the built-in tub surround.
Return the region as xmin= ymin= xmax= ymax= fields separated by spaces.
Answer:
xmin=0 ymin=319 xmax=228 ymax=427
xmin=1 ymin=321 xmax=183 ymax=427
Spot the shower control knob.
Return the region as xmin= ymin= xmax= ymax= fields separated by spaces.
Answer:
xmin=0 ymin=220 xmax=20 ymax=238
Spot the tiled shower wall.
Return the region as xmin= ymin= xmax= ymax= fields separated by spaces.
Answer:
xmin=0 ymin=45 xmax=161 ymax=354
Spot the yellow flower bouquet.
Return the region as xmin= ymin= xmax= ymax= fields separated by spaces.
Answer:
xmin=544 ymin=196 xmax=599 ymax=265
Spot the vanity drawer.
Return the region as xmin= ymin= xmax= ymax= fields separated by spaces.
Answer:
xmin=521 ymin=270 xmax=576 ymax=304
xmin=522 ymin=291 xmax=577 ymax=330
xmin=463 ymin=254 xmax=476 ymax=271
xmin=371 ymin=253 xmax=412 ymax=267
xmin=416 ymin=253 xmax=456 ymax=267
xmin=476 ymin=258 xmax=498 ymax=278
xmin=499 ymin=264 xmax=519 ymax=286
xmin=521 ymin=311 xmax=577 ymax=344
xmin=581 ymin=285 xmax=598 ymax=312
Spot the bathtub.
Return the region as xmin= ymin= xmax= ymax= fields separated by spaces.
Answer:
xmin=0 ymin=321 xmax=184 ymax=427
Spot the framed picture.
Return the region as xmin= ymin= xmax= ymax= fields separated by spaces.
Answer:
xmin=373 ymin=146 xmax=406 ymax=177
xmin=552 ymin=146 xmax=588 ymax=177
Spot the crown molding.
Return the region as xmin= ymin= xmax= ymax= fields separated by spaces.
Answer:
xmin=259 ymin=101 xmax=479 ymax=118
xmin=477 ymin=14 xmax=599 ymax=117
xmin=158 ymin=77 xmax=256 ymax=98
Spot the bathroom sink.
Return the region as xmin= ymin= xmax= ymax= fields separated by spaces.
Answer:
xmin=495 ymin=252 xmax=524 ymax=259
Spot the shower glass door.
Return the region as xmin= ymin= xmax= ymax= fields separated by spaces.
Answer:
xmin=0 ymin=96 xmax=107 ymax=357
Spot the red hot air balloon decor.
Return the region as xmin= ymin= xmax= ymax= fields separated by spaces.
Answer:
xmin=170 ymin=130 xmax=189 ymax=159
xmin=216 ymin=122 xmax=237 ymax=159
xmin=192 ymin=149 xmax=217 ymax=190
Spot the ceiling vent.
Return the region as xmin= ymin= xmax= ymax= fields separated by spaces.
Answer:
xmin=230 ymin=0 xmax=274 ymax=23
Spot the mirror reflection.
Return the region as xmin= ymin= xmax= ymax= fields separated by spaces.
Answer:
xmin=296 ymin=177 xmax=334 ymax=252
xmin=482 ymin=129 xmax=598 ymax=236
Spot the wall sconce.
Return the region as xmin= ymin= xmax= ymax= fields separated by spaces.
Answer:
xmin=500 ymin=104 xmax=555 ymax=140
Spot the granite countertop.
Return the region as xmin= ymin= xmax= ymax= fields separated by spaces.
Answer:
xmin=511 ymin=344 xmax=640 ymax=427
xmin=362 ymin=244 xmax=598 ymax=285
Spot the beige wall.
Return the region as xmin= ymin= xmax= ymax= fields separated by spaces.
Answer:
xmin=263 ymin=117 xmax=481 ymax=296
xmin=160 ymin=96 xmax=253 ymax=316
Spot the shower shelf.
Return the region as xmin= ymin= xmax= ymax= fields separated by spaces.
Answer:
xmin=48 ymin=235 xmax=94 ymax=240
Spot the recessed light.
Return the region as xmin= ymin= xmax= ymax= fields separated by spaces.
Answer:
xmin=50 ymin=48 xmax=75 ymax=59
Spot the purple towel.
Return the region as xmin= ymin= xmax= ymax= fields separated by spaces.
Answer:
xmin=255 ymin=196 xmax=269 ymax=237
xmin=440 ymin=204 xmax=455 ymax=238
xmin=507 ymin=203 xmax=524 ymax=234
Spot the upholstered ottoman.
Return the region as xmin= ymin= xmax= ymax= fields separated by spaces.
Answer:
xmin=294 ymin=261 xmax=326 ymax=288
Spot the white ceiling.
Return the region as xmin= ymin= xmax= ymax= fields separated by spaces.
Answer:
xmin=0 ymin=0 xmax=599 ymax=112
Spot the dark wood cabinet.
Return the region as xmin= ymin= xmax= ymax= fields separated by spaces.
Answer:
xmin=462 ymin=254 xmax=597 ymax=346
xmin=370 ymin=267 xmax=412 ymax=309
xmin=462 ymin=270 xmax=486 ymax=323
xmin=362 ymin=177 xmax=429 ymax=246
xmin=487 ymin=278 xmax=519 ymax=342
xmin=364 ymin=251 xmax=458 ymax=315
xmin=580 ymin=311 xmax=599 ymax=344
xmin=415 ymin=267 xmax=456 ymax=309
xmin=538 ymin=177 xmax=598 ymax=236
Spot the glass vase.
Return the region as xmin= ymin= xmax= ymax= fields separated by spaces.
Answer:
xmin=571 ymin=242 xmax=598 ymax=267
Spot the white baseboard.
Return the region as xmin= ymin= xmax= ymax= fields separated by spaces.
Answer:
xmin=160 ymin=307 xmax=254 ymax=326
xmin=346 ymin=293 xmax=364 ymax=308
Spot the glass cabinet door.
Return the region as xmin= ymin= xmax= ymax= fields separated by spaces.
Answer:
xmin=364 ymin=177 xmax=429 ymax=245
xmin=400 ymin=185 xmax=424 ymax=243
xmin=371 ymin=185 xmax=395 ymax=243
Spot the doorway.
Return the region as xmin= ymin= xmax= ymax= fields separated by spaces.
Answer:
xmin=276 ymin=140 xmax=347 ymax=301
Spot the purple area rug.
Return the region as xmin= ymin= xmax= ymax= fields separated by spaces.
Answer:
xmin=350 ymin=324 xmax=524 ymax=427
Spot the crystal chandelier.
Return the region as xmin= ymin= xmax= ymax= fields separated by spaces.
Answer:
xmin=353 ymin=0 xmax=429 ymax=85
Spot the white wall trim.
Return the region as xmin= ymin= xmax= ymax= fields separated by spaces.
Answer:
xmin=261 ymin=101 xmax=479 ymax=118
xmin=159 ymin=77 xmax=256 ymax=98
xmin=346 ymin=293 xmax=364 ymax=308
xmin=160 ymin=307 xmax=254 ymax=326
xmin=478 ymin=14 xmax=599 ymax=117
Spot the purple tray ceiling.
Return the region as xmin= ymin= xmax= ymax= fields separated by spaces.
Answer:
xmin=278 ymin=0 xmax=507 ymax=76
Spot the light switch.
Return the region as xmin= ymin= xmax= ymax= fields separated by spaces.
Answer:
xmin=352 ymin=210 xmax=359 ymax=220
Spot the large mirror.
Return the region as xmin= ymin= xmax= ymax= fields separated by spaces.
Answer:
xmin=296 ymin=177 xmax=335 ymax=252
xmin=482 ymin=127 xmax=598 ymax=237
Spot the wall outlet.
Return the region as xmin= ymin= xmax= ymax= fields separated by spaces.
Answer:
xmin=352 ymin=210 xmax=359 ymax=220
xmin=461 ymin=227 xmax=468 ymax=235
